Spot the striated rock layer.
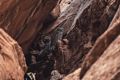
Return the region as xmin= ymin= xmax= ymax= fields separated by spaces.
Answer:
xmin=80 ymin=5 xmax=120 ymax=79
xmin=0 ymin=28 xmax=27 ymax=80
xmin=46 ymin=0 xmax=120 ymax=75
xmin=62 ymin=4 xmax=120 ymax=80
xmin=82 ymin=35 xmax=120 ymax=80
xmin=0 ymin=0 xmax=59 ymax=54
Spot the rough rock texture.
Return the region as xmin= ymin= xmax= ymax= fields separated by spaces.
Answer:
xmin=59 ymin=4 xmax=120 ymax=80
xmin=0 ymin=0 xmax=60 ymax=79
xmin=0 ymin=28 xmax=27 ymax=80
xmin=0 ymin=0 xmax=59 ymax=54
xmin=82 ymin=35 xmax=120 ymax=80
xmin=1 ymin=0 xmax=119 ymax=79
xmin=80 ymin=5 xmax=120 ymax=79
xmin=60 ymin=0 xmax=73 ymax=12
xmin=23 ymin=0 xmax=120 ymax=79
xmin=45 ymin=0 xmax=120 ymax=75
xmin=63 ymin=68 xmax=81 ymax=80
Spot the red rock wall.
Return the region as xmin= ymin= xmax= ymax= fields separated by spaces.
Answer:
xmin=0 ymin=0 xmax=59 ymax=54
xmin=0 ymin=28 xmax=27 ymax=80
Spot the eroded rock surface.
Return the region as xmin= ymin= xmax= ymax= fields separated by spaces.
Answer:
xmin=82 ymin=35 xmax=120 ymax=80
xmin=0 ymin=28 xmax=27 ymax=80
xmin=62 ymin=4 xmax=120 ymax=80
xmin=80 ymin=5 xmax=120 ymax=79
xmin=0 ymin=0 xmax=59 ymax=54
xmin=47 ymin=0 xmax=120 ymax=75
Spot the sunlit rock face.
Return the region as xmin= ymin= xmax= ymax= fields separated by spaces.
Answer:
xmin=60 ymin=0 xmax=73 ymax=12
xmin=0 ymin=28 xmax=27 ymax=80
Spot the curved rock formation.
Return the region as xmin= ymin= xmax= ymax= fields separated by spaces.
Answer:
xmin=0 ymin=28 xmax=27 ymax=80
xmin=0 ymin=0 xmax=59 ymax=54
